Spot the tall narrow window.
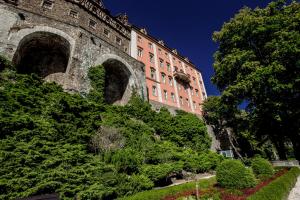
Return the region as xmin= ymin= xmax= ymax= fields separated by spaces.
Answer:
xmin=164 ymin=90 xmax=168 ymax=100
xmin=137 ymin=47 xmax=143 ymax=57
xmin=161 ymin=73 xmax=166 ymax=84
xmin=168 ymin=76 xmax=173 ymax=86
xmin=191 ymin=87 xmax=194 ymax=95
xmin=186 ymin=98 xmax=190 ymax=107
xmin=149 ymin=53 xmax=154 ymax=63
xmin=196 ymin=89 xmax=199 ymax=97
xmin=149 ymin=43 xmax=153 ymax=50
xmin=152 ymin=86 xmax=157 ymax=96
xmin=193 ymin=101 xmax=197 ymax=109
xmin=171 ymin=93 xmax=176 ymax=103
xmin=180 ymin=96 xmax=183 ymax=105
xmin=150 ymin=68 xmax=156 ymax=80
xmin=159 ymin=59 xmax=164 ymax=68
xmin=167 ymin=63 xmax=171 ymax=72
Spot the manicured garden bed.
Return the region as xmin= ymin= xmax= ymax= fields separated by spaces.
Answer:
xmin=122 ymin=167 xmax=300 ymax=200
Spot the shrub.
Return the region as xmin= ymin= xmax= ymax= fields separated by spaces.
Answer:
xmin=247 ymin=167 xmax=300 ymax=200
xmin=184 ymin=151 xmax=223 ymax=173
xmin=216 ymin=160 xmax=256 ymax=189
xmin=251 ymin=157 xmax=274 ymax=180
xmin=0 ymin=55 xmax=14 ymax=71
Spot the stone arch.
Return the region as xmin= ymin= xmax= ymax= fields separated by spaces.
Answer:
xmin=13 ymin=31 xmax=71 ymax=78
xmin=95 ymin=54 xmax=137 ymax=105
xmin=9 ymin=26 xmax=75 ymax=78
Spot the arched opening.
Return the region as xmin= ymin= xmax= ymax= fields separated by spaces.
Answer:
xmin=13 ymin=32 xmax=70 ymax=78
xmin=102 ymin=59 xmax=131 ymax=104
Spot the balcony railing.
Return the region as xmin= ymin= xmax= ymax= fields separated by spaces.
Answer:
xmin=174 ymin=70 xmax=191 ymax=83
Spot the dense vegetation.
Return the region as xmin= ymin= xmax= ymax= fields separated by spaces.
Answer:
xmin=204 ymin=0 xmax=300 ymax=160
xmin=0 ymin=60 xmax=220 ymax=200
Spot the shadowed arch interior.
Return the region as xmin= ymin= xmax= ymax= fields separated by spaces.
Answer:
xmin=13 ymin=32 xmax=70 ymax=78
xmin=102 ymin=59 xmax=131 ymax=104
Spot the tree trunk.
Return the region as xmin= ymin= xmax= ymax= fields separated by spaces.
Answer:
xmin=273 ymin=139 xmax=287 ymax=160
xmin=290 ymin=135 xmax=300 ymax=161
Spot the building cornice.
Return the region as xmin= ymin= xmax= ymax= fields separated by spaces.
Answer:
xmin=132 ymin=25 xmax=201 ymax=72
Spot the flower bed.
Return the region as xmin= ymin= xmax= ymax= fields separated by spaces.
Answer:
xmin=160 ymin=168 xmax=297 ymax=200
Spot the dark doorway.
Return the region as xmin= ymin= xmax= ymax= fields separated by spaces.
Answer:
xmin=102 ymin=59 xmax=131 ymax=104
xmin=13 ymin=32 xmax=70 ymax=78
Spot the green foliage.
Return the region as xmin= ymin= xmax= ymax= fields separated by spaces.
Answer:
xmin=0 ymin=66 xmax=214 ymax=199
xmin=0 ymin=55 xmax=14 ymax=71
xmin=216 ymin=160 xmax=257 ymax=189
xmin=121 ymin=177 xmax=216 ymax=200
xmin=251 ymin=157 xmax=274 ymax=180
xmin=247 ymin=167 xmax=300 ymax=200
xmin=184 ymin=151 xmax=224 ymax=173
xmin=88 ymin=65 xmax=105 ymax=103
xmin=212 ymin=0 xmax=300 ymax=160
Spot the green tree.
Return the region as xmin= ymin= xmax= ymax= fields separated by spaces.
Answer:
xmin=212 ymin=0 xmax=300 ymax=160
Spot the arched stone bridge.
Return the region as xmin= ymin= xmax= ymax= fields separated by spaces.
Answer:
xmin=0 ymin=0 xmax=147 ymax=105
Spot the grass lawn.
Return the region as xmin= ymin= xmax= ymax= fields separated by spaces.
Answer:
xmin=120 ymin=177 xmax=216 ymax=200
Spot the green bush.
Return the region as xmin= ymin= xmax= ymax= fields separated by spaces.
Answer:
xmin=216 ymin=160 xmax=257 ymax=189
xmin=247 ymin=167 xmax=300 ymax=200
xmin=0 ymin=55 xmax=14 ymax=71
xmin=251 ymin=157 xmax=274 ymax=180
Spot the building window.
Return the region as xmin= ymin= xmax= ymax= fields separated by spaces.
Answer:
xmin=164 ymin=90 xmax=168 ymax=100
xmin=152 ymin=86 xmax=157 ymax=96
xmin=42 ymin=0 xmax=54 ymax=9
xmin=159 ymin=59 xmax=164 ymax=68
xmin=186 ymin=98 xmax=190 ymax=107
xmin=178 ymin=84 xmax=181 ymax=91
xmin=104 ymin=28 xmax=110 ymax=38
xmin=161 ymin=73 xmax=166 ymax=84
xmin=69 ymin=10 xmax=78 ymax=18
xmin=116 ymin=37 xmax=122 ymax=45
xmin=193 ymin=77 xmax=196 ymax=85
xmin=168 ymin=76 xmax=173 ymax=86
xmin=138 ymin=36 xmax=142 ymax=43
xmin=149 ymin=53 xmax=154 ymax=63
xmin=191 ymin=87 xmax=194 ymax=95
xmin=89 ymin=19 xmax=97 ymax=29
xmin=193 ymin=101 xmax=197 ymax=109
xmin=149 ymin=43 xmax=153 ymax=50
xmin=171 ymin=93 xmax=176 ymax=103
xmin=150 ymin=68 xmax=156 ymax=80
xmin=137 ymin=47 xmax=143 ymax=57
xmin=196 ymin=89 xmax=199 ymax=97
xmin=180 ymin=96 xmax=183 ymax=105
xmin=167 ymin=63 xmax=171 ymax=72
xmin=158 ymin=48 xmax=162 ymax=55
xmin=174 ymin=66 xmax=178 ymax=72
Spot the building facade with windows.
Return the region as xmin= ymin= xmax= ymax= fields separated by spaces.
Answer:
xmin=130 ymin=27 xmax=207 ymax=115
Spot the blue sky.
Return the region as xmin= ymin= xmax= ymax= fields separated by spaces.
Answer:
xmin=104 ymin=0 xmax=273 ymax=96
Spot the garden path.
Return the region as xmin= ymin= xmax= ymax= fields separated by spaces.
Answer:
xmin=288 ymin=175 xmax=300 ymax=200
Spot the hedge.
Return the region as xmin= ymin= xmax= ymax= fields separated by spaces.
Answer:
xmin=120 ymin=177 xmax=216 ymax=200
xmin=247 ymin=167 xmax=300 ymax=200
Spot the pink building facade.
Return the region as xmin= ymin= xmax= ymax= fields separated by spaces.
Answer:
xmin=130 ymin=27 xmax=207 ymax=115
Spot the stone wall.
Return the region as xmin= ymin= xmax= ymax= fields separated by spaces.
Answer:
xmin=0 ymin=0 xmax=147 ymax=104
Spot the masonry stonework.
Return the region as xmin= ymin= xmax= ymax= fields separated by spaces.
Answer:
xmin=0 ymin=0 xmax=147 ymax=105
